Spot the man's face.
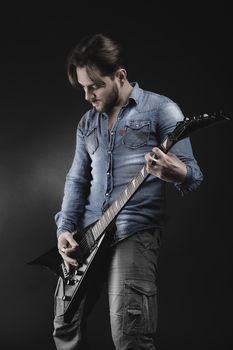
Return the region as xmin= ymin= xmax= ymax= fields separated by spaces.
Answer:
xmin=76 ymin=66 xmax=120 ymax=113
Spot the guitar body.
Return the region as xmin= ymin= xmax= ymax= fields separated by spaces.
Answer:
xmin=56 ymin=231 xmax=113 ymax=321
xmin=29 ymin=222 xmax=115 ymax=320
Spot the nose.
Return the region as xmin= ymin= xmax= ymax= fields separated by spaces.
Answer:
xmin=84 ymin=87 xmax=95 ymax=102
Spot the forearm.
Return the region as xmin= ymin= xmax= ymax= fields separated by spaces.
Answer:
xmin=55 ymin=176 xmax=90 ymax=235
xmin=55 ymin=123 xmax=92 ymax=235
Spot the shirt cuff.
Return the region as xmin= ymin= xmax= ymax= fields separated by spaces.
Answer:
xmin=174 ymin=165 xmax=193 ymax=195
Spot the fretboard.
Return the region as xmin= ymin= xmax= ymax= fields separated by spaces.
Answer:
xmin=91 ymin=165 xmax=149 ymax=240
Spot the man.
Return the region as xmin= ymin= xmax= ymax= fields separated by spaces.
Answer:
xmin=53 ymin=33 xmax=203 ymax=349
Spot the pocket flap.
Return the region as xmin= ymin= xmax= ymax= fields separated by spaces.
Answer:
xmin=125 ymin=120 xmax=150 ymax=130
xmin=125 ymin=279 xmax=157 ymax=296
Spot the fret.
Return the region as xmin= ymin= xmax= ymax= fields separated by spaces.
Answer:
xmin=121 ymin=191 xmax=128 ymax=205
xmin=95 ymin=220 xmax=103 ymax=238
xmin=101 ymin=213 xmax=108 ymax=229
xmin=112 ymin=202 xmax=119 ymax=217
xmin=127 ymin=183 xmax=133 ymax=195
xmin=141 ymin=166 xmax=145 ymax=177
xmin=162 ymin=138 xmax=168 ymax=151
xmin=109 ymin=205 xmax=116 ymax=218
xmin=124 ymin=188 xmax=129 ymax=198
xmin=99 ymin=219 xmax=106 ymax=233
xmin=109 ymin=204 xmax=115 ymax=217
xmin=118 ymin=192 xmax=125 ymax=207
xmin=92 ymin=224 xmax=99 ymax=240
xmin=129 ymin=180 xmax=136 ymax=193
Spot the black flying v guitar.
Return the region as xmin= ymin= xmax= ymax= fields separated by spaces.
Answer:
xmin=28 ymin=111 xmax=230 ymax=320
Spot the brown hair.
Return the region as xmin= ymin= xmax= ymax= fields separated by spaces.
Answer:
xmin=66 ymin=33 xmax=128 ymax=87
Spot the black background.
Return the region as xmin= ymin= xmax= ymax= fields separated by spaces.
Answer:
xmin=1 ymin=3 xmax=232 ymax=349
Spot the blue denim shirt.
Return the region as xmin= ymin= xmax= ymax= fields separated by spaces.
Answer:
xmin=55 ymin=83 xmax=203 ymax=242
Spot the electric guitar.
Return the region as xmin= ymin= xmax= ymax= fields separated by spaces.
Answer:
xmin=28 ymin=111 xmax=230 ymax=320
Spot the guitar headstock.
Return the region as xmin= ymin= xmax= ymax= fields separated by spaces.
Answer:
xmin=169 ymin=111 xmax=230 ymax=143
xmin=159 ymin=111 xmax=231 ymax=153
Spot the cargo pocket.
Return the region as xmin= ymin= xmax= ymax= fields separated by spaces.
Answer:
xmin=123 ymin=279 xmax=157 ymax=335
xmin=85 ymin=127 xmax=99 ymax=154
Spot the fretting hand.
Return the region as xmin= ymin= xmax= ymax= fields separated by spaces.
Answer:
xmin=145 ymin=147 xmax=187 ymax=183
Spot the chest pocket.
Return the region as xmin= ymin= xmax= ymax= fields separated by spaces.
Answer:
xmin=123 ymin=120 xmax=150 ymax=149
xmin=85 ymin=127 xmax=99 ymax=154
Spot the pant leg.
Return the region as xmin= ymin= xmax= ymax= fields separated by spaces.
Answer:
xmin=53 ymin=251 xmax=110 ymax=350
xmin=108 ymin=228 xmax=162 ymax=350
xmin=53 ymin=277 xmax=87 ymax=350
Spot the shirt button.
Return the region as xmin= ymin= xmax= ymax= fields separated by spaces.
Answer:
xmin=108 ymin=151 xmax=111 ymax=154
xmin=106 ymin=193 xmax=109 ymax=196
xmin=107 ymin=172 xmax=110 ymax=176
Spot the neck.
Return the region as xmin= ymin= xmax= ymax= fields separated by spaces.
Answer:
xmin=118 ymin=80 xmax=133 ymax=107
xmin=108 ymin=81 xmax=133 ymax=119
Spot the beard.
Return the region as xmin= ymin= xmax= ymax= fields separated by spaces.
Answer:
xmin=94 ymin=84 xmax=119 ymax=113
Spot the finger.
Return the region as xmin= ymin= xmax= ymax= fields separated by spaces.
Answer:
xmin=60 ymin=253 xmax=78 ymax=266
xmin=65 ymin=235 xmax=78 ymax=248
xmin=145 ymin=155 xmax=158 ymax=174
xmin=58 ymin=250 xmax=78 ymax=267
xmin=59 ymin=246 xmax=78 ymax=257
xmin=149 ymin=153 xmax=159 ymax=167
xmin=145 ymin=151 xmax=157 ymax=163
xmin=166 ymin=151 xmax=178 ymax=161
xmin=145 ymin=152 xmax=151 ymax=162
xmin=64 ymin=246 xmax=79 ymax=259
xmin=63 ymin=260 xmax=70 ymax=273
xmin=149 ymin=153 xmax=158 ymax=166
xmin=152 ymin=147 xmax=165 ymax=158
xmin=59 ymin=246 xmax=67 ymax=253
xmin=145 ymin=155 xmax=153 ymax=170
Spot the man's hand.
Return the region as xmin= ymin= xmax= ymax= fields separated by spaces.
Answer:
xmin=145 ymin=147 xmax=187 ymax=183
xmin=57 ymin=231 xmax=79 ymax=271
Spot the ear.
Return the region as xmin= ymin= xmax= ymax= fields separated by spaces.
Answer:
xmin=115 ymin=68 xmax=127 ymax=85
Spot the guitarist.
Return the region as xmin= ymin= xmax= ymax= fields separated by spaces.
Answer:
xmin=53 ymin=33 xmax=203 ymax=350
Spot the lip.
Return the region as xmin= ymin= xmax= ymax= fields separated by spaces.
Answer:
xmin=92 ymin=101 xmax=100 ymax=106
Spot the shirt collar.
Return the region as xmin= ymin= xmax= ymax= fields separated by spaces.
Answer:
xmin=101 ymin=82 xmax=142 ymax=118
xmin=128 ymin=82 xmax=142 ymax=105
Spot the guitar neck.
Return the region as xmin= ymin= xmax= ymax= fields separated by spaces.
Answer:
xmin=91 ymin=164 xmax=149 ymax=240
xmin=91 ymin=134 xmax=175 ymax=241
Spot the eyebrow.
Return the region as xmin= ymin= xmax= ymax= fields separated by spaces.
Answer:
xmin=78 ymin=81 xmax=106 ymax=89
xmin=78 ymin=82 xmax=95 ymax=88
